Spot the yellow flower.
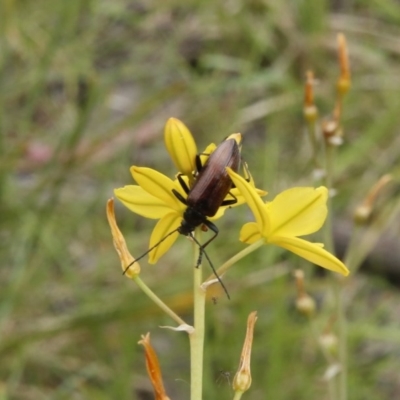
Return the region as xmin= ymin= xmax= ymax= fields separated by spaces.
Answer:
xmin=226 ymin=168 xmax=349 ymax=276
xmin=114 ymin=164 xmax=264 ymax=264
xmin=115 ymin=119 xmax=266 ymax=265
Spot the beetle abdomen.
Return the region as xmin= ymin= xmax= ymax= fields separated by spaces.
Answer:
xmin=187 ymin=138 xmax=240 ymax=217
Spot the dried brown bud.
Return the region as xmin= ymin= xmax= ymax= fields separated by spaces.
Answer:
xmin=106 ymin=198 xmax=140 ymax=278
xmin=294 ymin=270 xmax=316 ymax=317
xmin=337 ymin=33 xmax=351 ymax=96
xmin=354 ymin=174 xmax=392 ymax=224
xmin=138 ymin=333 xmax=170 ymax=400
xmin=233 ymin=311 xmax=258 ymax=394
xmin=303 ymin=71 xmax=319 ymax=123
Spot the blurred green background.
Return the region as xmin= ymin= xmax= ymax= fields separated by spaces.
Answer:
xmin=1 ymin=0 xmax=400 ymax=399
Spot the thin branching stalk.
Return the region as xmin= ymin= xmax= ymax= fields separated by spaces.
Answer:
xmin=134 ymin=276 xmax=187 ymax=326
xmin=205 ymin=241 xmax=263 ymax=284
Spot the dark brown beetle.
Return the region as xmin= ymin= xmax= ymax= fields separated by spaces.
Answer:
xmin=125 ymin=133 xmax=242 ymax=297
xmin=173 ymin=132 xmax=241 ymax=247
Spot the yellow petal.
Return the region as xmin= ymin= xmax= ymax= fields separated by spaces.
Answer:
xmin=229 ymin=187 xmax=267 ymax=205
xmin=207 ymin=184 xmax=266 ymax=220
xmin=164 ymin=118 xmax=197 ymax=178
xmin=131 ymin=166 xmax=183 ymax=212
xmin=227 ymin=168 xmax=270 ymax=234
xmin=270 ymin=235 xmax=349 ymax=276
xmin=240 ymin=222 xmax=263 ymax=244
xmin=114 ymin=186 xmax=172 ymax=219
xmin=267 ymin=187 xmax=328 ymax=237
xmin=197 ymin=142 xmax=216 ymax=170
xmin=148 ymin=212 xmax=181 ymax=263
xmin=226 ymin=132 xmax=242 ymax=146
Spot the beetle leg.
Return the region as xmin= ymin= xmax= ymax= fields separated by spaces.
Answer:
xmin=189 ymin=229 xmax=230 ymax=299
xmin=221 ymin=190 xmax=238 ymax=206
xmin=172 ymin=188 xmax=188 ymax=205
xmin=177 ymin=174 xmax=190 ymax=194
xmin=195 ymin=220 xmax=219 ymax=267
xmin=195 ymin=154 xmax=203 ymax=174
xmin=201 ymin=220 xmax=219 ymax=248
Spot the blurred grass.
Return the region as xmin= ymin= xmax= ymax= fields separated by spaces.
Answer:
xmin=1 ymin=0 xmax=400 ymax=399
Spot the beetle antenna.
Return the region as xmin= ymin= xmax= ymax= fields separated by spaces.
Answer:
xmin=123 ymin=228 xmax=180 ymax=275
xmin=189 ymin=233 xmax=230 ymax=300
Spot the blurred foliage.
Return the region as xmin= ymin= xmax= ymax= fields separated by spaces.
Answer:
xmin=1 ymin=0 xmax=400 ymax=399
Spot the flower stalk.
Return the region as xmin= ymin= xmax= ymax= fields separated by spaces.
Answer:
xmin=189 ymin=229 xmax=206 ymax=400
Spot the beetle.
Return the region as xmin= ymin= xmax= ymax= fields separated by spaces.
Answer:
xmin=174 ymin=133 xmax=241 ymax=242
xmin=124 ymin=133 xmax=242 ymax=297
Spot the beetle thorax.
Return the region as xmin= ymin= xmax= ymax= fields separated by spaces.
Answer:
xmin=178 ymin=207 xmax=207 ymax=236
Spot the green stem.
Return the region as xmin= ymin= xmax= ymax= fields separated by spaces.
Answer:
xmin=189 ymin=229 xmax=206 ymax=400
xmin=309 ymin=320 xmax=336 ymax=399
xmin=335 ymin=279 xmax=347 ymax=400
xmin=342 ymin=223 xmax=363 ymax=274
xmin=306 ymin=118 xmax=322 ymax=173
xmin=204 ymin=240 xmax=264 ymax=284
xmin=233 ymin=392 xmax=243 ymax=400
xmin=323 ymin=143 xmax=335 ymax=253
xmin=134 ymin=276 xmax=187 ymax=326
xmin=323 ymin=140 xmax=347 ymax=400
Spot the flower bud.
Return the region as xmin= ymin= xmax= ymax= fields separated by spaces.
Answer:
xmin=294 ymin=270 xmax=316 ymax=317
xmin=337 ymin=33 xmax=351 ymax=97
xmin=303 ymin=71 xmax=319 ymax=123
xmin=319 ymin=332 xmax=338 ymax=355
xmin=164 ymin=118 xmax=197 ymax=182
xmin=233 ymin=311 xmax=257 ymax=394
xmin=296 ymin=294 xmax=316 ymax=317
xmin=322 ymin=119 xmax=343 ymax=146
xmin=106 ymin=198 xmax=140 ymax=278
xmin=138 ymin=333 xmax=170 ymax=400
xmin=353 ymin=174 xmax=392 ymax=225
